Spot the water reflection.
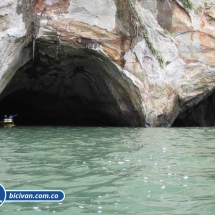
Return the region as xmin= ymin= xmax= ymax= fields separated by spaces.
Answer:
xmin=0 ymin=127 xmax=215 ymax=214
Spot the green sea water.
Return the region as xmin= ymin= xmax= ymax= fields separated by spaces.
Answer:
xmin=0 ymin=126 xmax=215 ymax=214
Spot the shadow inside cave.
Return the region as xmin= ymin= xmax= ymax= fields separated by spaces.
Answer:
xmin=0 ymin=42 xmax=142 ymax=127
xmin=172 ymin=93 xmax=215 ymax=127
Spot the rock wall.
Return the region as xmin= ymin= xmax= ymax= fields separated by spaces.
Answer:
xmin=0 ymin=0 xmax=215 ymax=126
xmin=0 ymin=0 xmax=33 ymax=94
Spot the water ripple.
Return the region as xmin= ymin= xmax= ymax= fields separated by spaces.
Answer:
xmin=0 ymin=127 xmax=215 ymax=214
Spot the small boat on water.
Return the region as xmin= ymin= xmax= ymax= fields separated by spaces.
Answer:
xmin=0 ymin=115 xmax=17 ymax=127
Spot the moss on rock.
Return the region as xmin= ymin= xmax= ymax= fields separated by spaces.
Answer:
xmin=182 ymin=0 xmax=194 ymax=10
xmin=143 ymin=30 xmax=164 ymax=68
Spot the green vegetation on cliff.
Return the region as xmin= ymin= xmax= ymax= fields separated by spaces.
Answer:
xmin=128 ymin=0 xmax=165 ymax=68
xmin=163 ymin=0 xmax=194 ymax=10
xmin=182 ymin=0 xmax=194 ymax=10
xmin=142 ymin=30 xmax=164 ymax=68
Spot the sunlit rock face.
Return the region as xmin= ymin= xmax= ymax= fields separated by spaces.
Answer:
xmin=0 ymin=0 xmax=33 ymax=94
xmin=157 ymin=0 xmax=215 ymax=126
xmin=0 ymin=0 xmax=215 ymax=126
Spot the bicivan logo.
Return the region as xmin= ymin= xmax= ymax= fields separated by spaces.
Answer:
xmin=0 ymin=184 xmax=65 ymax=206
xmin=0 ymin=184 xmax=6 ymax=206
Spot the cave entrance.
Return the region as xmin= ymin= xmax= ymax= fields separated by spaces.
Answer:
xmin=0 ymin=43 xmax=142 ymax=126
xmin=172 ymin=93 xmax=215 ymax=127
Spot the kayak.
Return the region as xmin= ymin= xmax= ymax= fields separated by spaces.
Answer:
xmin=1 ymin=118 xmax=15 ymax=127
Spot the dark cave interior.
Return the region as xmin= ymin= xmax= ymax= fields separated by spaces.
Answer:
xmin=172 ymin=93 xmax=215 ymax=127
xmin=0 ymin=89 xmax=114 ymax=126
xmin=0 ymin=43 xmax=140 ymax=127
xmin=0 ymin=58 xmax=117 ymax=126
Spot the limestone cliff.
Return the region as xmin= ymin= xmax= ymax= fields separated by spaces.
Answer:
xmin=0 ymin=0 xmax=214 ymax=126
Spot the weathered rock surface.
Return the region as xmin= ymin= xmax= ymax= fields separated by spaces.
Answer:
xmin=0 ymin=0 xmax=215 ymax=126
